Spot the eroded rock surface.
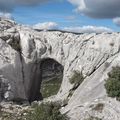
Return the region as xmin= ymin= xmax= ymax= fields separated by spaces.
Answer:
xmin=0 ymin=18 xmax=120 ymax=119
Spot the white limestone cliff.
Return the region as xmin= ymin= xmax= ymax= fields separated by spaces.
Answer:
xmin=0 ymin=18 xmax=120 ymax=119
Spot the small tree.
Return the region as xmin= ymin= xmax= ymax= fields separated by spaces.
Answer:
xmin=70 ymin=71 xmax=84 ymax=88
xmin=105 ymin=66 xmax=120 ymax=100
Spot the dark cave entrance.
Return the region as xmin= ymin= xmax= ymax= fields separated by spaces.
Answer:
xmin=40 ymin=58 xmax=64 ymax=98
xmin=29 ymin=58 xmax=64 ymax=102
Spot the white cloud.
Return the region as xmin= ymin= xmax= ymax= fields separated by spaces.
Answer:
xmin=113 ymin=17 xmax=120 ymax=26
xmin=63 ymin=26 xmax=113 ymax=33
xmin=68 ymin=0 xmax=86 ymax=12
xmin=33 ymin=22 xmax=113 ymax=33
xmin=0 ymin=12 xmax=12 ymax=19
xmin=33 ymin=22 xmax=58 ymax=30
xmin=68 ymin=0 xmax=120 ymax=18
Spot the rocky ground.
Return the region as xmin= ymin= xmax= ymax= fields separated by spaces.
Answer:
xmin=0 ymin=102 xmax=31 ymax=120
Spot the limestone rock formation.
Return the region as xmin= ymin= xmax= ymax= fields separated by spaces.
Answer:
xmin=0 ymin=18 xmax=120 ymax=119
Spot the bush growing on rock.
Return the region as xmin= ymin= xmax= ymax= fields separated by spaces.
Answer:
xmin=105 ymin=66 xmax=120 ymax=100
xmin=70 ymin=71 xmax=84 ymax=89
xmin=25 ymin=102 xmax=68 ymax=120
xmin=68 ymin=71 xmax=84 ymax=99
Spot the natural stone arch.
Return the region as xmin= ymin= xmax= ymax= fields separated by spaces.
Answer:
xmin=28 ymin=58 xmax=64 ymax=102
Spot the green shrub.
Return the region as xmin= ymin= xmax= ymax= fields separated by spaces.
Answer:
xmin=70 ymin=71 xmax=84 ymax=88
xmin=105 ymin=66 xmax=120 ymax=100
xmin=25 ymin=102 xmax=68 ymax=120
xmin=67 ymin=71 xmax=84 ymax=99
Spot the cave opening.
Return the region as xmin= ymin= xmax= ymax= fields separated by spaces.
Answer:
xmin=29 ymin=58 xmax=64 ymax=103
xmin=40 ymin=58 xmax=64 ymax=98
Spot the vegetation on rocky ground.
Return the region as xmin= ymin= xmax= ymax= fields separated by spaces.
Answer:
xmin=67 ymin=71 xmax=84 ymax=99
xmin=0 ymin=104 xmax=31 ymax=120
xmin=41 ymin=76 xmax=62 ymax=98
xmin=0 ymin=102 xmax=68 ymax=120
xmin=105 ymin=66 xmax=120 ymax=100
xmin=70 ymin=70 xmax=84 ymax=88
xmin=25 ymin=102 xmax=68 ymax=120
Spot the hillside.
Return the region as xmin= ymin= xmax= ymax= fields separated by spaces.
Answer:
xmin=0 ymin=18 xmax=120 ymax=120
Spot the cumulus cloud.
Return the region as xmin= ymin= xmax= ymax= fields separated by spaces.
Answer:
xmin=33 ymin=22 xmax=58 ymax=30
xmin=0 ymin=0 xmax=55 ymax=12
xmin=63 ymin=26 xmax=113 ymax=33
xmin=68 ymin=0 xmax=120 ymax=19
xmin=113 ymin=17 xmax=120 ymax=26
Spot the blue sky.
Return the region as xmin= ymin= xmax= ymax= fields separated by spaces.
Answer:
xmin=13 ymin=1 xmax=76 ymax=26
xmin=1 ymin=0 xmax=120 ymax=32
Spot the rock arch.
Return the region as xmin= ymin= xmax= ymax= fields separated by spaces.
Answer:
xmin=28 ymin=58 xmax=64 ymax=102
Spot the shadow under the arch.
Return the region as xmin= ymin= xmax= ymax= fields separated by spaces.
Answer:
xmin=39 ymin=58 xmax=64 ymax=99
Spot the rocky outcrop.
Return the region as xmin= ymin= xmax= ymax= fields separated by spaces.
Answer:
xmin=1 ymin=18 xmax=120 ymax=119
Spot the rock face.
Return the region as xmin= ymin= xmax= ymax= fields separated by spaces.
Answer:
xmin=1 ymin=18 xmax=120 ymax=119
